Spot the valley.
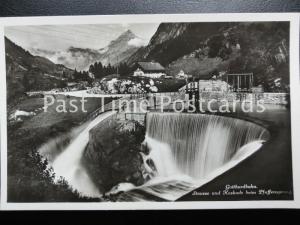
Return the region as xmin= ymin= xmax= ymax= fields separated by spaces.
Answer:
xmin=4 ymin=21 xmax=293 ymax=202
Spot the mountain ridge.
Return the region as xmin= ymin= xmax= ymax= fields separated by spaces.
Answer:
xmin=29 ymin=29 xmax=142 ymax=71
xmin=123 ymin=23 xmax=227 ymax=66
xmin=5 ymin=37 xmax=73 ymax=103
xmin=122 ymin=22 xmax=289 ymax=91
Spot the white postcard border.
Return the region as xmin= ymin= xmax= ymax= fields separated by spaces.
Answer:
xmin=0 ymin=13 xmax=299 ymax=210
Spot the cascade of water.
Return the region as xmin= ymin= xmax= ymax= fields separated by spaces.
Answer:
xmin=116 ymin=112 xmax=269 ymax=201
xmin=49 ymin=111 xmax=116 ymax=197
xmin=39 ymin=110 xmax=269 ymax=201
xmin=38 ymin=124 xmax=86 ymax=163
xmin=146 ymin=113 xmax=269 ymax=180
xmin=142 ymin=136 xmax=179 ymax=177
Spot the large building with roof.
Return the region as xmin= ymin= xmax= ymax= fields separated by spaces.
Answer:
xmin=133 ymin=61 xmax=166 ymax=78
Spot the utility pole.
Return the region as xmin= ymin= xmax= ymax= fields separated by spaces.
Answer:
xmin=116 ymin=56 xmax=119 ymax=75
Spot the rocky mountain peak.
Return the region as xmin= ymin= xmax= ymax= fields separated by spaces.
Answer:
xmin=149 ymin=23 xmax=188 ymax=46
xmin=109 ymin=29 xmax=137 ymax=45
xmin=120 ymin=29 xmax=136 ymax=39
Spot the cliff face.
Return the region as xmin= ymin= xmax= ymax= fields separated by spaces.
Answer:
xmin=124 ymin=22 xmax=226 ymax=66
xmin=124 ymin=22 xmax=289 ymax=91
xmin=148 ymin=23 xmax=189 ymax=47
xmin=83 ymin=117 xmax=149 ymax=193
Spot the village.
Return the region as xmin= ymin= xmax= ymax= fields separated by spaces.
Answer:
xmin=60 ymin=61 xmax=257 ymax=94
xmin=44 ymin=59 xmax=288 ymax=110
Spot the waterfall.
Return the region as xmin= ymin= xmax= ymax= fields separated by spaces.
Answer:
xmin=145 ymin=113 xmax=269 ymax=180
xmin=40 ymin=111 xmax=116 ymax=198
xmin=39 ymin=110 xmax=269 ymax=201
xmin=143 ymin=136 xmax=180 ymax=177
xmin=116 ymin=112 xmax=269 ymax=202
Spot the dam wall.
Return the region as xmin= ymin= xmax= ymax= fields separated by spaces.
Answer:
xmin=198 ymin=92 xmax=289 ymax=105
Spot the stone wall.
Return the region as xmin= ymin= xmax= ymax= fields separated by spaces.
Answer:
xmin=199 ymin=92 xmax=289 ymax=105
xmin=117 ymin=113 xmax=146 ymax=125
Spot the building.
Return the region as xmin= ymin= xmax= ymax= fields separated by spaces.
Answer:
xmin=198 ymin=80 xmax=229 ymax=92
xmin=180 ymin=80 xmax=229 ymax=93
xmin=251 ymin=85 xmax=264 ymax=93
xmin=133 ymin=61 xmax=166 ymax=78
xmin=223 ymin=73 xmax=254 ymax=92
xmin=176 ymin=70 xmax=193 ymax=80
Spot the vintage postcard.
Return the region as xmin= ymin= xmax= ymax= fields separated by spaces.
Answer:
xmin=0 ymin=13 xmax=299 ymax=210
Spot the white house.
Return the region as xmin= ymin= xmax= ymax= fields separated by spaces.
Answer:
xmin=133 ymin=62 xmax=166 ymax=78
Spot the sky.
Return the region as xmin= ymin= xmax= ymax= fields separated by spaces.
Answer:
xmin=4 ymin=23 xmax=159 ymax=51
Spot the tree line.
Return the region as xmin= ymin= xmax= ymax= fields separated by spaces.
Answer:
xmin=72 ymin=61 xmax=132 ymax=82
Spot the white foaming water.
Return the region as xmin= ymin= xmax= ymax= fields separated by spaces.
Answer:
xmin=120 ymin=113 xmax=269 ymax=201
xmin=39 ymin=124 xmax=86 ymax=163
xmin=50 ymin=111 xmax=116 ymax=197
xmin=146 ymin=113 xmax=269 ymax=180
xmin=143 ymin=136 xmax=179 ymax=177
xmin=39 ymin=111 xmax=268 ymax=201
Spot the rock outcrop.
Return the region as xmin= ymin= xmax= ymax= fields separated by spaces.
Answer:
xmin=83 ymin=117 xmax=149 ymax=193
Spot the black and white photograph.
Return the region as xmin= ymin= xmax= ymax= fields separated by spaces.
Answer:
xmin=0 ymin=13 xmax=299 ymax=209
